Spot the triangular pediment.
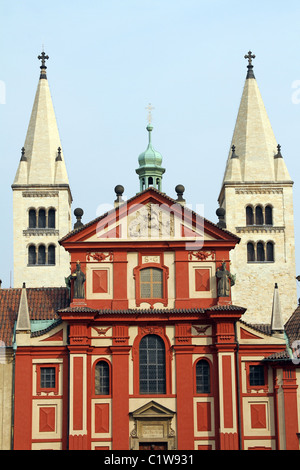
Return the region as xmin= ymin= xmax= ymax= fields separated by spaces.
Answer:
xmin=240 ymin=327 xmax=263 ymax=340
xmin=131 ymin=401 xmax=175 ymax=419
xmin=60 ymin=188 xmax=239 ymax=246
xmin=239 ymin=321 xmax=286 ymax=344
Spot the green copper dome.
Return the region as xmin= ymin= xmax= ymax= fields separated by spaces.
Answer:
xmin=136 ymin=124 xmax=165 ymax=192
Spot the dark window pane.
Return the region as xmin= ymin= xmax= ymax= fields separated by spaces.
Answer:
xmin=48 ymin=209 xmax=55 ymax=228
xmin=255 ymin=206 xmax=264 ymax=225
xmin=266 ymin=242 xmax=274 ymax=261
xmin=246 ymin=206 xmax=254 ymax=225
xmin=38 ymin=245 xmax=46 ymax=264
xmin=38 ymin=209 xmax=46 ymax=228
xmin=247 ymin=242 xmax=255 ymax=262
xmin=95 ymin=361 xmax=110 ymax=395
xmin=265 ymin=205 xmax=273 ymax=225
xmin=196 ymin=360 xmax=210 ymax=394
xmin=40 ymin=367 xmax=56 ymax=389
xmin=257 ymin=242 xmax=265 ymax=262
xmin=29 ymin=209 xmax=36 ymax=228
xmin=139 ymin=335 xmax=166 ymax=394
xmin=28 ymin=245 xmax=36 ymax=265
xmin=48 ymin=245 xmax=56 ymax=265
xmin=249 ymin=365 xmax=265 ymax=386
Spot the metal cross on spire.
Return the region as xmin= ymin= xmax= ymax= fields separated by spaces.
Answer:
xmin=145 ymin=103 xmax=155 ymax=125
xmin=244 ymin=51 xmax=256 ymax=79
xmin=38 ymin=50 xmax=49 ymax=79
xmin=38 ymin=51 xmax=49 ymax=68
xmin=244 ymin=50 xmax=256 ymax=65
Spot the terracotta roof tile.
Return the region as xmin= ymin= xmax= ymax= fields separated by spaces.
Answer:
xmin=0 ymin=287 xmax=70 ymax=346
xmin=285 ymin=304 xmax=300 ymax=346
xmin=263 ymin=350 xmax=291 ymax=362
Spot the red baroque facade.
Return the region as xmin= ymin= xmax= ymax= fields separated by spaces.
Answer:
xmin=11 ymin=188 xmax=300 ymax=450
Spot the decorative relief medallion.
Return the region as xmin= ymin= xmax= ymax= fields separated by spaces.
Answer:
xmin=86 ymin=252 xmax=113 ymax=262
xmin=189 ymin=250 xmax=215 ymax=261
xmin=128 ymin=203 xmax=174 ymax=239
xmin=192 ymin=325 xmax=210 ymax=335
xmin=94 ymin=326 xmax=110 ymax=336
xmin=141 ymin=326 xmax=164 ymax=336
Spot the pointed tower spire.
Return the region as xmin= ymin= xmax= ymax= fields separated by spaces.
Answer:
xmin=218 ymin=53 xmax=297 ymax=325
xmin=271 ymin=283 xmax=284 ymax=336
xmin=220 ymin=51 xmax=292 ymax=185
xmin=11 ymin=52 xmax=72 ymax=288
xmin=13 ymin=50 xmax=70 ymax=186
xmin=136 ymin=104 xmax=165 ymax=192
xmin=16 ymin=283 xmax=31 ymax=332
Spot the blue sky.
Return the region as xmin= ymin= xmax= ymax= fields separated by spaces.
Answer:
xmin=1 ymin=0 xmax=300 ymax=301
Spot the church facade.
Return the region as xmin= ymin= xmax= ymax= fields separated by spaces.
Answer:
xmin=1 ymin=51 xmax=300 ymax=451
xmin=12 ymin=186 xmax=299 ymax=450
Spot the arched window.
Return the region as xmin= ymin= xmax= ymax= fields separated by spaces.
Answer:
xmin=255 ymin=206 xmax=264 ymax=225
xmin=247 ymin=242 xmax=255 ymax=262
xmin=29 ymin=209 xmax=37 ymax=228
xmin=246 ymin=206 xmax=254 ymax=225
xmin=28 ymin=245 xmax=36 ymax=265
xmin=38 ymin=245 xmax=46 ymax=265
xmin=139 ymin=335 xmax=166 ymax=394
xmin=95 ymin=361 xmax=110 ymax=395
xmin=48 ymin=244 xmax=56 ymax=265
xmin=140 ymin=268 xmax=163 ymax=299
xmin=257 ymin=242 xmax=265 ymax=262
xmin=48 ymin=209 xmax=56 ymax=228
xmin=196 ymin=359 xmax=210 ymax=394
xmin=38 ymin=209 xmax=46 ymax=228
xmin=148 ymin=177 xmax=153 ymax=186
xmin=266 ymin=242 xmax=274 ymax=261
xmin=265 ymin=205 xmax=273 ymax=225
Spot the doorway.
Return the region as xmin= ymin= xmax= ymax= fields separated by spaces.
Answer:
xmin=139 ymin=442 xmax=168 ymax=450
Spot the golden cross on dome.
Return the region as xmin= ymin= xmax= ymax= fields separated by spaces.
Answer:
xmin=244 ymin=50 xmax=255 ymax=65
xmin=145 ymin=103 xmax=155 ymax=124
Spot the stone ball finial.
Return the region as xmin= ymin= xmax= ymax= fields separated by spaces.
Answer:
xmin=114 ymin=185 xmax=124 ymax=205
xmin=74 ymin=208 xmax=84 ymax=229
xmin=115 ymin=185 xmax=124 ymax=197
xmin=216 ymin=207 xmax=226 ymax=229
xmin=175 ymin=184 xmax=185 ymax=195
xmin=216 ymin=207 xmax=225 ymax=217
xmin=175 ymin=185 xmax=185 ymax=204
xmin=74 ymin=208 xmax=83 ymax=217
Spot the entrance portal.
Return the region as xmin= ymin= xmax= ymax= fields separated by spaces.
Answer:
xmin=139 ymin=442 xmax=168 ymax=450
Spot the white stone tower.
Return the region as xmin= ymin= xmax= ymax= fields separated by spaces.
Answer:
xmin=12 ymin=51 xmax=72 ymax=287
xmin=218 ymin=51 xmax=297 ymax=324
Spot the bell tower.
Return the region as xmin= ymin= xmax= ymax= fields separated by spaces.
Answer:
xmin=136 ymin=104 xmax=165 ymax=192
xmin=12 ymin=51 xmax=72 ymax=287
xmin=218 ymin=52 xmax=297 ymax=323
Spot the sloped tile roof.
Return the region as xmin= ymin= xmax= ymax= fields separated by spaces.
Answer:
xmin=284 ymin=304 xmax=300 ymax=347
xmin=0 ymin=287 xmax=70 ymax=347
